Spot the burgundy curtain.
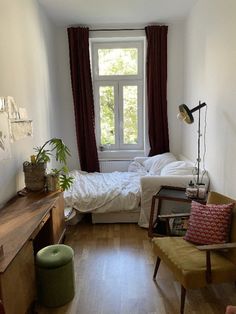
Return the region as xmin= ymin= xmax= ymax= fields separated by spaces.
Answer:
xmin=145 ymin=25 xmax=169 ymax=156
xmin=67 ymin=27 xmax=100 ymax=172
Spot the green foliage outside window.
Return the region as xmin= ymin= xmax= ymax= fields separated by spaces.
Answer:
xmin=100 ymin=86 xmax=115 ymax=145
xmin=98 ymin=47 xmax=139 ymax=148
xmin=123 ymin=86 xmax=138 ymax=144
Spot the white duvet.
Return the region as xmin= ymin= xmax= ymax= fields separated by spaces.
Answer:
xmin=63 ymin=153 xmax=202 ymax=221
xmin=64 ymin=170 xmax=146 ymax=213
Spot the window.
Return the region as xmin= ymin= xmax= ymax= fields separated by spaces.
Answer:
xmin=91 ymin=40 xmax=144 ymax=154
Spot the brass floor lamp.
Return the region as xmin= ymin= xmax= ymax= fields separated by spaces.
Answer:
xmin=177 ymin=101 xmax=207 ymax=186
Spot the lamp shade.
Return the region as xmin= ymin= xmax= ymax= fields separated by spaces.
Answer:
xmin=177 ymin=104 xmax=194 ymax=124
xmin=177 ymin=102 xmax=207 ymax=124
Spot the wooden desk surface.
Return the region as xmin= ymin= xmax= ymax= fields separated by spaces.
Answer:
xmin=0 ymin=190 xmax=61 ymax=273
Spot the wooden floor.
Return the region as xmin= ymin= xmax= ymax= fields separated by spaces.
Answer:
xmin=37 ymin=219 xmax=236 ymax=314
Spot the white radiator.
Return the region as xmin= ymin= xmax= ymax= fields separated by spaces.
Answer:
xmin=99 ymin=160 xmax=131 ymax=173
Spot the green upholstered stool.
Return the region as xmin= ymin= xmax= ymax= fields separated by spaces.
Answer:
xmin=36 ymin=244 xmax=75 ymax=307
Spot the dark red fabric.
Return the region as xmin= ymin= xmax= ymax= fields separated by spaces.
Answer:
xmin=67 ymin=27 xmax=100 ymax=172
xmin=145 ymin=25 xmax=169 ymax=156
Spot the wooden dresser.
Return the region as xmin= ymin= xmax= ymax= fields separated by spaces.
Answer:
xmin=0 ymin=191 xmax=66 ymax=314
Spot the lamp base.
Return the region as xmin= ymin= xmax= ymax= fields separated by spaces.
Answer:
xmin=186 ymin=183 xmax=206 ymax=199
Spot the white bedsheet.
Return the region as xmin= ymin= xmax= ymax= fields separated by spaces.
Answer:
xmin=64 ymin=170 xmax=146 ymax=213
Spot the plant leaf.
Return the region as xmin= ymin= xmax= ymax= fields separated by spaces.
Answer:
xmin=59 ymin=174 xmax=74 ymax=191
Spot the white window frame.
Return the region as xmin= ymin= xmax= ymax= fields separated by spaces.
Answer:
xmin=119 ymin=80 xmax=143 ymax=150
xmin=91 ymin=39 xmax=145 ymax=156
xmin=94 ymin=81 xmax=119 ymax=150
xmin=92 ymin=41 xmax=143 ymax=80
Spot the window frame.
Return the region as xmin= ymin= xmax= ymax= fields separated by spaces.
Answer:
xmin=118 ymin=80 xmax=143 ymax=150
xmin=94 ymin=81 xmax=119 ymax=150
xmin=91 ymin=38 xmax=145 ymax=154
xmin=92 ymin=41 xmax=143 ymax=80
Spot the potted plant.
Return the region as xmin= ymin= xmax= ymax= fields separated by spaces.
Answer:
xmin=23 ymin=138 xmax=73 ymax=191
xmin=46 ymin=167 xmax=74 ymax=192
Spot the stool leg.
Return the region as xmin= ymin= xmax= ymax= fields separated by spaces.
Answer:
xmin=153 ymin=256 xmax=161 ymax=279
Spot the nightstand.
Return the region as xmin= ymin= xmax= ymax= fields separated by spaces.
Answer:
xmin=148 ymin=185 xmax=207 ymax=238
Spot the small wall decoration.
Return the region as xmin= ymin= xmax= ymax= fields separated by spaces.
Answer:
xmin=11 ymin=120 xmax=33 ymax=141
xmin=0 ymin=96 xmax=33 ymax=162
xmin=0 ymin=97 xmax=5 ymax=112
xmin=5 ymin=96 xmax=19 ymax=119
xmin=0 ymin=96 xmax=33 ymax=142
xmin=0 ymin=112 xmax=11 ymax=161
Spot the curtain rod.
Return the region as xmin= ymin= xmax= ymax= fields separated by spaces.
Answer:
xmin=90 ymin=28 xmax=145 ymax=32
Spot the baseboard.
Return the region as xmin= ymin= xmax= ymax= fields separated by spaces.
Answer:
xmin=91 ymin=210 xmax=140 ymax=224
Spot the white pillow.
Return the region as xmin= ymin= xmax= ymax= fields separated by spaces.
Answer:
xmin=160 ymin=160 xmax=195 ymax=176
xmin=133 ymin=156 xmax=149 ymax=165
xmin=128 ymin=161 xmax=147 ymax=173
xmin=143 ymin=152 xmax=177 ymax=172
xmin=149 ymin=153 xmax=177 ymax=175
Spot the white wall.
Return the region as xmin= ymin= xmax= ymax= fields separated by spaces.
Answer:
xmin=167 ymin=22 xmax=185 ymax=155
xmin=182 ymin=0 xmax=236 ymax=197
xmin=55 ymin=27 xmax=80 ymax=170
xmin=0 ymin=0 xmax=62 ymax=206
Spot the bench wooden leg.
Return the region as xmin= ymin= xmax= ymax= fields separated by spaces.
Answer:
xmin=153 ymin=256 xmax=161 ymax=279
xmin=180 ymin=285 xmax=186 ymax=314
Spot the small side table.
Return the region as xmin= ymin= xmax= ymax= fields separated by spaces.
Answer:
xmin=148 ymin=185 xmax=207 ymax=238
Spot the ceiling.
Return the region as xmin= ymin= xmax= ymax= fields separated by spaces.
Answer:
xmin=37 ymin=0 xmax=198 ymax=27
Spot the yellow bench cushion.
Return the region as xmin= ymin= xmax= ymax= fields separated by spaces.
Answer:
xmin=153 ymin=237 xmax=236 ymax=289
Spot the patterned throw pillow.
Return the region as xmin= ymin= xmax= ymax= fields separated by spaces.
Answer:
xmin=184 ymin=201 xmax=234 ymax=245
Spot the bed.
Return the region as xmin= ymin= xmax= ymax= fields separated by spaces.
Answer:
xmin=63 ymin=153 xmax=209 ymax=228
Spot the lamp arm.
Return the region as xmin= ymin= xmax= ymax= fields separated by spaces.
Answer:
xmin=191 ymin=102 xmax=207 ymax=114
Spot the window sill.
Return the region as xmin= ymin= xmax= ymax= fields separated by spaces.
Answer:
xmin=98 ymin=150 xmax=145 ymax=160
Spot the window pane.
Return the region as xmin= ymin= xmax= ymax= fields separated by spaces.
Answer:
xmin=98 ymin=48 xmax=138 ymax=76
xmin=123 ymin=86 xmax=138 ymax=144
xmin=99 ymin=86 xmax=115 ymax=145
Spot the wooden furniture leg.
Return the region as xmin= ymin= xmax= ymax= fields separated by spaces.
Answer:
xmin=148 ymin=196 xmax=157 ymax=237
xmin=206 ymin=251 xmax=212 ymax=283
xmin=0 ymin=300 xmax=5 ymax=314
xmin=153 ymin=256 xmax=161 ymax=279
xmin=180 ymin=285 xmax=186 ymax=314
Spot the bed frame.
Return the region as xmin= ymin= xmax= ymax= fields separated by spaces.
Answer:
xmin=91 ymin=209 xmax=140 ymax=224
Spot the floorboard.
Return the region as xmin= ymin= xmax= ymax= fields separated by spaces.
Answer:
xmin=36 ymin=220 xmax=236 ymax=314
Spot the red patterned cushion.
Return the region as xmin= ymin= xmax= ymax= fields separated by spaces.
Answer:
xmin=184 ymin=201 xmax=234 ymax=245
